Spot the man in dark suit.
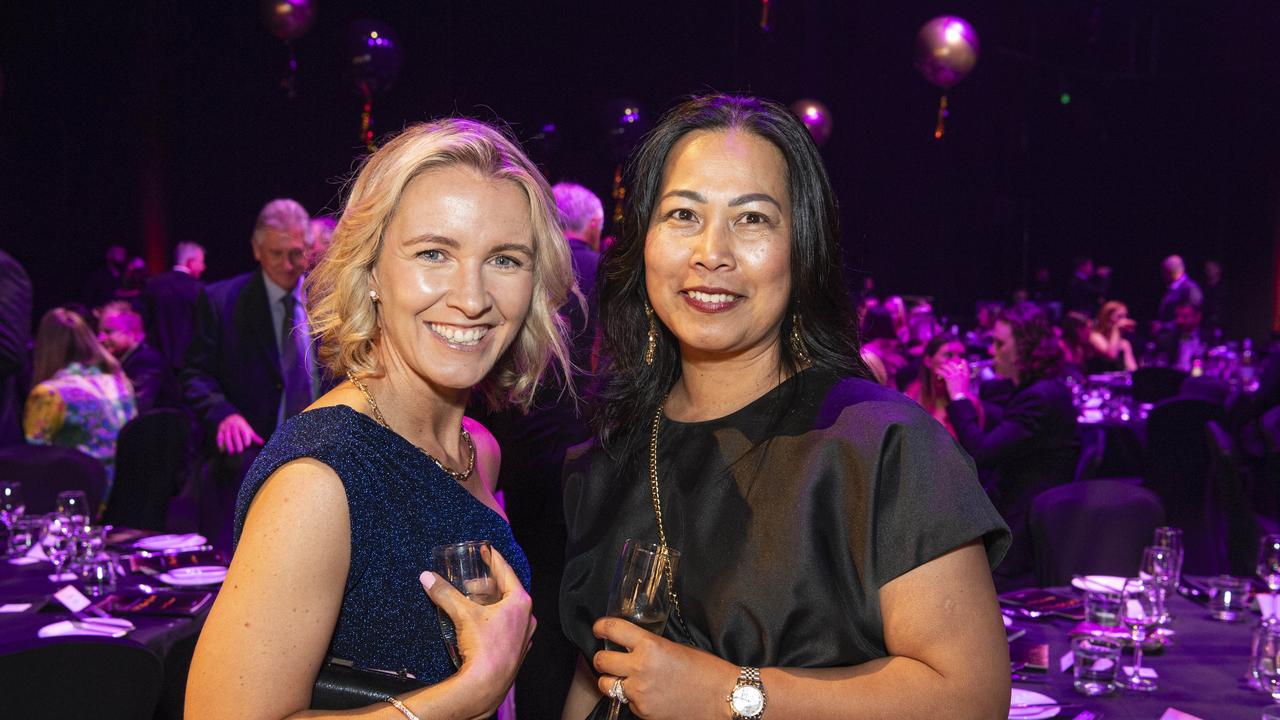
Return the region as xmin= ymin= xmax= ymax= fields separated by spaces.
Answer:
xmin=0 ymin=251 xmax=33 ymax=448
xmin=97 ymin=302 xmax=182 ymax=412
xmin=1156 ymin=254 xmax=1203 ymax=326
xmin=142 ymin=241 xmax=206 ymax=370
xmin=473 ymin=181 xmax=601 ymax=720
xmin=181 ymin=199 xmax=318 ymax=548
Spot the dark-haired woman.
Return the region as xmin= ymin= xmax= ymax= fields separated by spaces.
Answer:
xmin=560 ymin=94 xmax=1011 ymax=720
xmin=905 ymin=333 xmax=982 ymax=438
xmin=937 ymin=302 xmax=1078 ymax=583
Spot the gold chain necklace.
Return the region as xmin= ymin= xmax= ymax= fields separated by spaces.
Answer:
xmin=346 ymin=371 xmax=475 ymax=483
xmin=649 ymin=398 xmax=692 ymax=641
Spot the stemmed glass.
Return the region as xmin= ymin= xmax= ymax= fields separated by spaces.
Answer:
xmin=42 ymin=514 xmax=75 ymax=582
xmin=1258 ymin=535 xmax=1280 ymax=620
xmin=0 ymin=482 xmax=24 ymax=555
xmin=1120 ymin=578 xmax=1159 ymax=692
xmin=1153 ymin=527 xmax=1183 ymax=589
xmin=1255 ymin=623 xmax=1280 ymax=703
xmin=1138 ymin=545 xmax=1175 ymax=628
xmin=604 ymin=540 xmax=680 ymax=720
xmin=56 ymin=490 xmax=90 ymax=523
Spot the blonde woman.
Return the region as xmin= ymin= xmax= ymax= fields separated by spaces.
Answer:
xmin=187 ymin=118 xmax=577 ymax=720
xmin=1088 ymin=300 xmax=1137 ymax=373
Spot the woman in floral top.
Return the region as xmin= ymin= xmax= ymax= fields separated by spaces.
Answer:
xmin=23 ymin=308 xmax=137 ymax=501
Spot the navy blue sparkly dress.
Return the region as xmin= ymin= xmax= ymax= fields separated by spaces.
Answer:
xmin=233 ymin=405 xmax=532 ymax=685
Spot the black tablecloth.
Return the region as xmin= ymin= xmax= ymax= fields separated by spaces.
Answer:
xmin=1011 ymin=591 xmax=1268 ymax=719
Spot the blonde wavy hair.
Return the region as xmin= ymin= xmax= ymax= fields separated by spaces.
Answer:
xmin=306 ymin=118 xmax=577 ymax=412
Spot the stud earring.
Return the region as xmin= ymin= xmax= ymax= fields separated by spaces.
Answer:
xmin=644 ymin=303 xmax=656 ymax=366
xmin=789 ymin=313 xmax=811 ymax=369
xmin=369 ymin=289 xmax=379 ymax=303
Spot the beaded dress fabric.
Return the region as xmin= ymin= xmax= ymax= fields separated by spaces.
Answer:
xmin=234 ymin=405 xmax=531 ymax=683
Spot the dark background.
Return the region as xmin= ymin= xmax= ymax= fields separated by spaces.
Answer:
xmin=2 ymin=1 xmax=1277 ymax=337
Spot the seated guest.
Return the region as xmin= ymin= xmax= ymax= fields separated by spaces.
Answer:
xmin=307 ymin=215 xmax=338 ymax=269
xmin=24 ymin=308 xmax=137 ymax=496
xmin=939 ymin=301 xmax=1078 ymax=583
xmin=1087 ymin=300 xmax=1137 ymax=373
xmin=142 ymin=241 xmax=206 ymax=369
xmin=882 ymin=294 xmax=910 ymax=344
xmin=561 ymin=93 xmax=1010 ymax=720
xmin=1157 ymin=301 xmax=1206 ymax=371
xmin=97 ymin=301 xmax=182 ymax=412
xmin=1058 ymin=311 xmax=1092 ymax=375
xmin=187 ymin=118 xmax=574 ymax=719
xmin=905 ymin=333 xmax=983 ymax=438
xmin=860 ymin=305 xmax=904 ymax=387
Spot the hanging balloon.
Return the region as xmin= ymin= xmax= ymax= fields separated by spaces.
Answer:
xmin=261 ymin=0 xmax=315 ymax=43
xmin=913 ymin=16 xmax=979 ymax=139
xmin=344 ymin=20 xmax=403 ymax=152
xmin=790 ymin=99 xmax=834 ymax=147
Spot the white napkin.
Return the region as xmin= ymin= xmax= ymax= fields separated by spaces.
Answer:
xmin=25 ymin=543 xmax=48 ymax=561
xmin=1259 ymin=593 xmax=1278 ymax=617
xmin=134 ymin=533 xmax=207 ymax=551
xmin=36 ymin=620 xmax=129 ymax=638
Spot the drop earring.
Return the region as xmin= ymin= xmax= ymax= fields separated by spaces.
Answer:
xmin=644 ymin=303 xmax=656 ymax=365
xmin=789 ymin=313 xmax=811 ymax=369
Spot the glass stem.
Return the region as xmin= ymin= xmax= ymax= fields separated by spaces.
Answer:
xmin=1132 ymin=632 xmax=1145 ymax=675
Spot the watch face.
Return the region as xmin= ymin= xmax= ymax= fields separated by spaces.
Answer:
xmin=731 ymin=685 xmax=765 ymax=717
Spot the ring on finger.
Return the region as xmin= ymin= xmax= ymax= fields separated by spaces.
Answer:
xmin=610 ymin=677 xmax=629 ymax=704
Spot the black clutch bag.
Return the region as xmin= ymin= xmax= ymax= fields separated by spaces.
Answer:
xmin=310 ymin=658 xmax=427 ymax=710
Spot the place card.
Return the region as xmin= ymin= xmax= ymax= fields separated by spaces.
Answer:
xmin=1158 ymin=709 xmax=1203 ymax=720
xmin=1059 ymin=651 xmax=1073 ymax=673
xmin=53 ymin=585 xmax=92 ymax=614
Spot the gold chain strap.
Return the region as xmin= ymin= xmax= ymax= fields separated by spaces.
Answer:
xmin=346 ymin=371 xmax=476 ymax=483
xmin=649 ymin=399 xmax=692 ymax=641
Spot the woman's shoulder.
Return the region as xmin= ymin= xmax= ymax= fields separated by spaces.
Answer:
xmin=263 ymin=405 xmax=374 ymax=456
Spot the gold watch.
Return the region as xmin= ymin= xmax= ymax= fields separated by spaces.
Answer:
xmin=727 ymin=666 xmax=766 ymax=719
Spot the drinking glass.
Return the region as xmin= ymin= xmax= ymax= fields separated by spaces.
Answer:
xmin=1138 ymin=545 xmax=1175 ymax=627
xmin=1152 ymin=526 xmax=1184 ymax=591
xmin=71 ymin=523 xmax=108 ymax=573
xmin=7 ymin=516 xmax=42 ymax=558
xmin=1071 ymin=636 xmax=1122 ymax=696
xmin=1259 ymin=535 xmax=1280 ymax=619
xmin=55 ymin=490 xmax=90 ymax=523
xmin=603 ymin=540 xmax=680 ymax=720
xmin=0 ymin=482 xmax=24 ymax=530
xmin=1119 ymin=578 xmax=1159 ymax=691
xmin=1084 ymin=589 xmax=1123 ymax=628
xmin=1208 ymin=575 xmax=1252 ymax=622
xmin=1255 ymin=623 xmax=1280 ymax=702
xmin=42 ymin=514 xmax=75 ymax=582
xmin=78 ymin=552 xmax=118 ymax=597
xmin=431 ymin=541 xmax=499 ymax=668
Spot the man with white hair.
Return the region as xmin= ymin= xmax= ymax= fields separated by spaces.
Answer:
xmin=181 ymin=198 xmax=318 ymax=548
xmin=1157 ymin=254 xmax=1203 ymax=326
xmin=142 ymin=240 xmax=207 ymax=369
xmin=98 ymin=301 xmax=182 ymax=412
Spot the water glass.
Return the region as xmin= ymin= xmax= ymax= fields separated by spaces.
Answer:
xmin=431 ymin=541 xmax=497 ymax=668
xmin=71 ymin=524 xmax=108 ymax=572
xmin=1258 ymin=536 xmax=1280 ymax=620
xmin=42 ymin=514 xmax=75 ymax=581
xmin=1120 ymin=578 xmax=1159 ymax=692
xmin=55 ymin=490 xmax=90 ymax=523
xmin=1071 ymin=636 xmax=1122 ymax=696
xmin=1153 ymin=526 xmax=1184 ymax=589
xmin=1208 ymin=575 xmax=1252 ymax=622
xmin=0 ymin=482 xmax=24 ymax=530
xmin=1084 ymin=589 xmax=1123 ymax=627
xmin=1139 ymin=545 xmax=1176 ymax=625
xmin=1255 ymin=623 xmax=1280 ymax=702
xmin=6 ymin=516 xmax=43 ymax=558
xmin=78 ymin=552 xmax=118 ymax=597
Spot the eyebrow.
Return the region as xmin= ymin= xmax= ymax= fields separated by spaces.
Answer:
xmin=406 ymin=233 xmax=459 ymax=248
xmin=729 ymin=193 xmax=782 ymax=209
xmin=490 ymin=242 xmax=534 ymax=257
xmin=659 ymin=189 xmax=706 ymax=204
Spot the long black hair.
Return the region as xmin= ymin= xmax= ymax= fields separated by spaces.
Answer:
xmin=592 ymin=93 xmax=872 ymax=456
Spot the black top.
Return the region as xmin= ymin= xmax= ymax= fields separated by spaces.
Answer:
xmin=233 ymin=405 xmax=532 ymax=684
xmin=560 ymin=370 xmax=1009 ymax=707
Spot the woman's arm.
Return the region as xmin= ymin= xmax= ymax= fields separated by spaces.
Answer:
xmin=591 ymin=541 xmax=1008 ymax=720
xmin=1088 ymin=329 xmax=1122 ymax=360
xmin=1120 ymin=338 xmax=1137 ymax=372
xmin=185 ymin=459 xmax=525 ymax=720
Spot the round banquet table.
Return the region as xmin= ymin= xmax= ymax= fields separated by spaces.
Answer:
xmin=1010 ymin=590 xmax=1269 ymax=719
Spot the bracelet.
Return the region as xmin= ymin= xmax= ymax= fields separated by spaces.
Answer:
xmin=385 ymin=696 xmax=422 ymax=720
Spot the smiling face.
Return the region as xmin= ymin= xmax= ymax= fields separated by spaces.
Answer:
xmin=253 ymin=226 xmax=308 ymax=291
xmin=643 ymin=129 xmax=792 ymax=363
xmin=370 ymin=164 xmax=535 ymax=393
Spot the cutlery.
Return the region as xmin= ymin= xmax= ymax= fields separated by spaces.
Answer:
xmin=65 ymin=620 xmax=128 ymax=636
xmin=1011 ymin=702 xmax=1083 ymax=710
xmin=1010 ymin=673 xmax=1048 ymax=684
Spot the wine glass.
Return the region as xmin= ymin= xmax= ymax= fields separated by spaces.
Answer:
xmin=431 ymin=541 xmax=499 ymax=669
xmin=1138 ymin=545 xmax=1175 ymax=628
xmin=1255 ymin=623 xmax=1280 ymax=702
xmin=55 ymin=490 xmax=90 ymax=523
xmin=42 ymin=514 xmax=75 ymax=582
xmin=603 ymin=540 xmax=680 ymax=720
xmin=1153 ymin=527 xmax=1183 ymax=589
xmin=1258 ymin=535 xmax=1280 ymax=620
xmin=0 ymin=482 xmax=24 ymax=556
xmin=1119 ymin=578 xmax=1159 ymax=692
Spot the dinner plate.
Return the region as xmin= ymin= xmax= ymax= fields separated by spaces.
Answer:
xmin=133 ymin=533 xmax=208 ymax=552
xmin=1071 ymin=575 xmax=1127 ymax=593
xmin=158 ymin=565 xmax=227 ymax=586
xmin=1009 ymin=688 xmax=1060 ymax=719
xmin=37 ymin=620 xmax=129 ymax=639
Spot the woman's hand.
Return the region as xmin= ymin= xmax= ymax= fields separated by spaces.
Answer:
xmin=592 ymin=617 xmax=737 ymax=720
xmin=420 ymin=547 xmax=535 ymax=716
xmin=936 ymin=360 xmax=972 ymax=401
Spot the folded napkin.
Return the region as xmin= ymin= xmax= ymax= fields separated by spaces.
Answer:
xmin=133 ymin=533 xmax=207 ymax=551
xmin=36 ymin=619 xmax=130 ymax=639
xmin=1158 ymin=708 xmax=1204 ymax=720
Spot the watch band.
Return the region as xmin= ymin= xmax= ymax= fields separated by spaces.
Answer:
xmin=728 ymin=665 xmax=766 ymax=719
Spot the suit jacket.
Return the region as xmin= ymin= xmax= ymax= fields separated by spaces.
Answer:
xmin=142 ymin=270 xmax=203 ymax=370
xmin=947 ymin=377 xmax=1078 ymax=575
xmin=182 ymin=271 xmax=287 ymax=444
xmin=1157 ymin=276 xmax=1204 ymax=323
xmin=0 ymin=251 xmax=32 ymax=447
xmin=121 ymin=342 xmax=183 ymax=413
